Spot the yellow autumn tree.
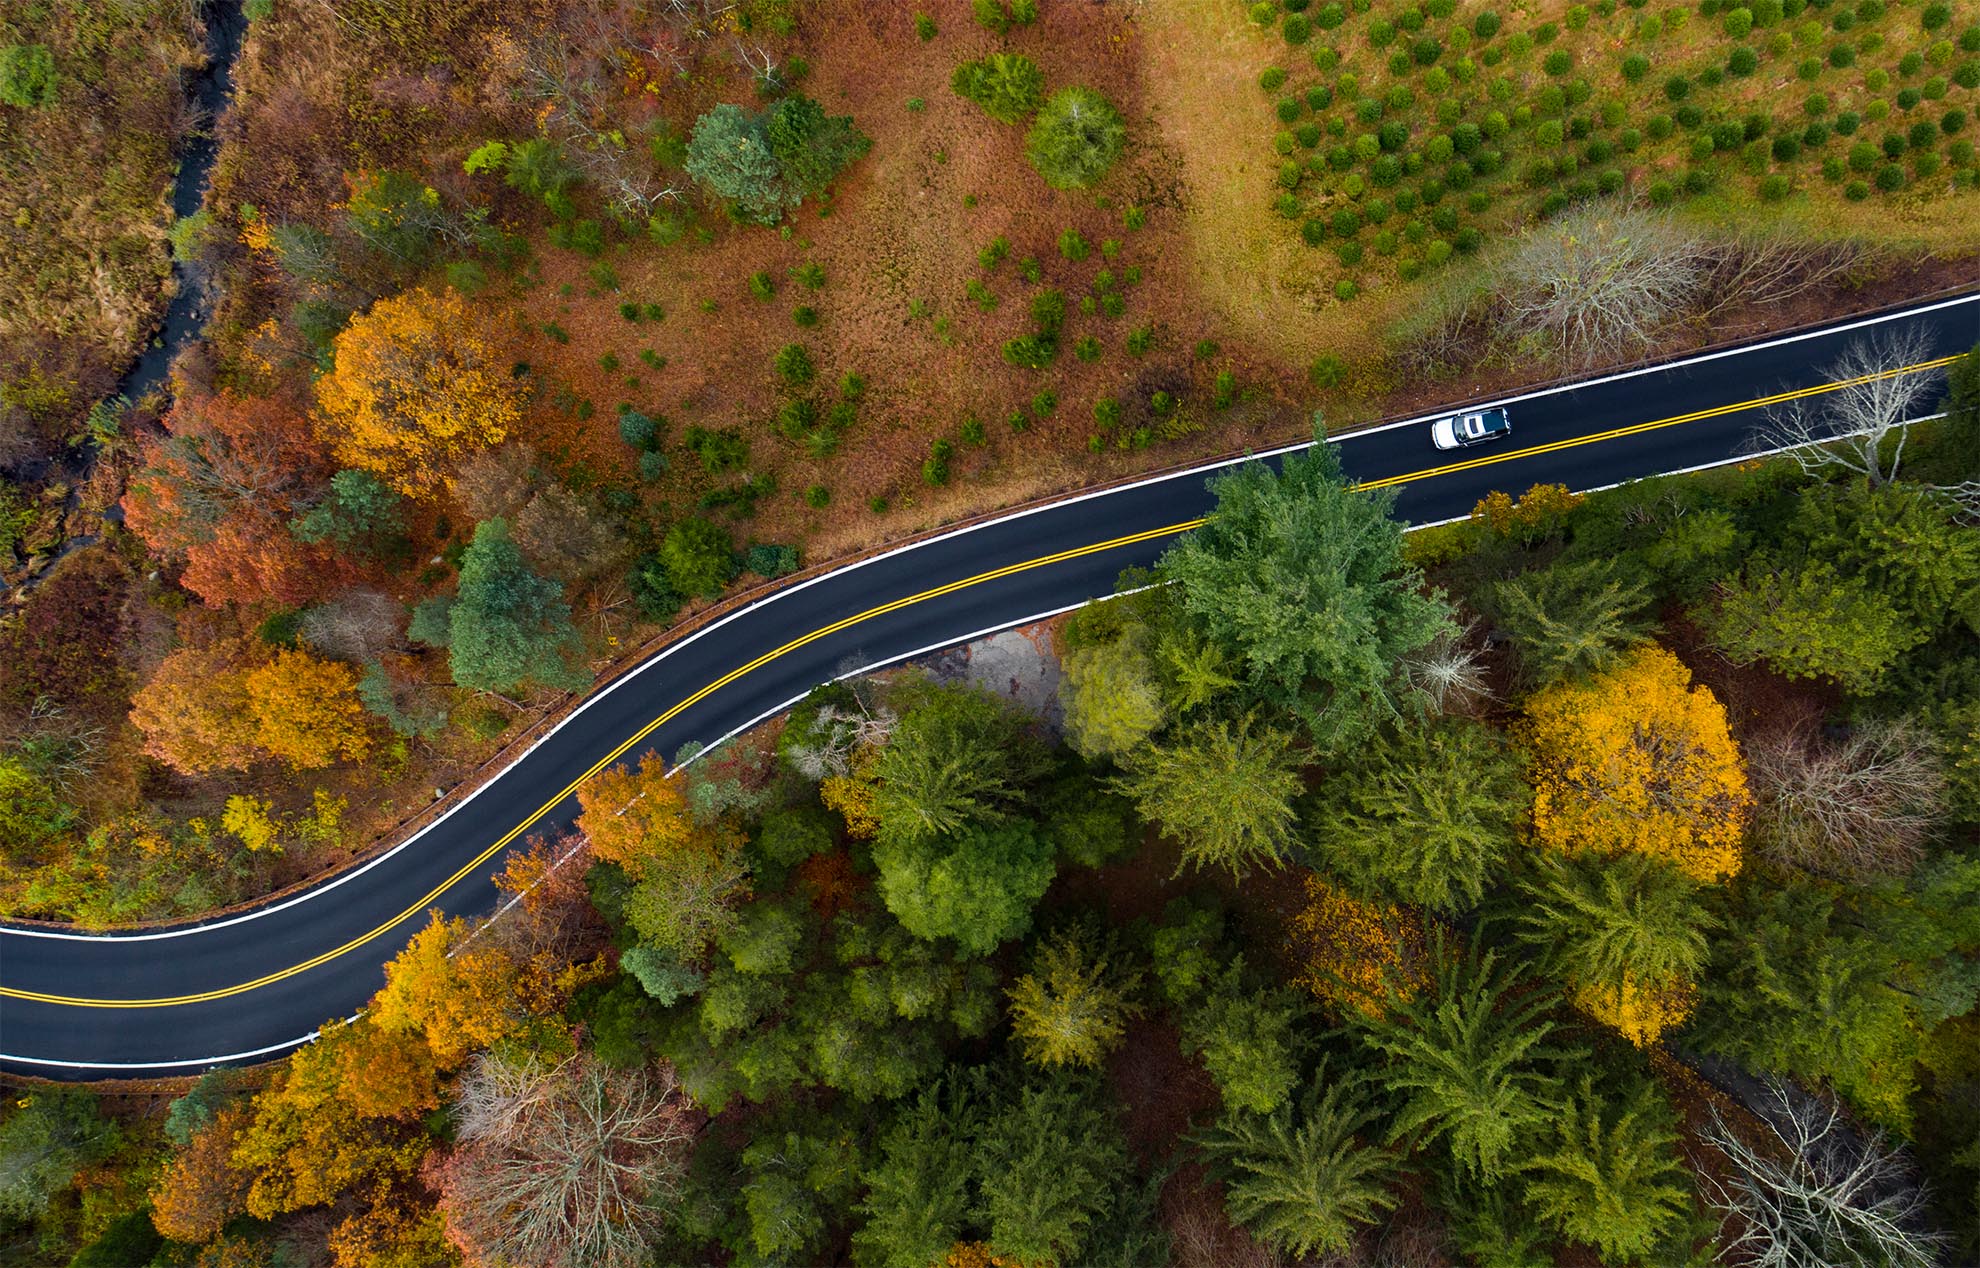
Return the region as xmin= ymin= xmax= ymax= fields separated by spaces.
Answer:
xmin=1288 ymin=874 xmax=1433 ymax=1019
xmin=1518 ymin=644 xmax=1750 ymax=883
xmin=244 ymin=648 xmax=373 ymax=770
xmin=575 ymin=752 xmax=695 ymax=878
xmin=370 ymin=912 xmax=534 ymax=1069
xmin=1573 ymin=974 xmax=1699 ymax=1048
xmin=231 ymin=1025 xmax=431 ymax=1219
xmin=1469 ymin=482 xmax=1584 ymax=540
xmin=314 ymin=287 xmax=523 ymax=496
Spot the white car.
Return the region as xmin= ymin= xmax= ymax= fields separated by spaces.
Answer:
xmin=1431 ymin=407 xmax=1512 ymax=450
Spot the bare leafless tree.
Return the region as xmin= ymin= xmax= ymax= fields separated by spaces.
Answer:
xmin=439 ymin=1054 xmax=699 ymax=1268
xmin=1402 ymin=626 xmax=1494 ymax=717
xmin=1702 ymin=1080 xmax=1948 ymax=1268
xmin=1748 ymin=326 xmax=1943 ymax=485
xmin=299 ymin=588 xmax=403 ymax=663
xmin=1500 ymin=207 xmax=1710 ymax=367
xmin=1746 ymin=721 xmax=1944 ymax=881
xmin=1695 ymin=235 xmax=1875 ymax=329
xmin=780 ymin=692 xmax=897 ymax=780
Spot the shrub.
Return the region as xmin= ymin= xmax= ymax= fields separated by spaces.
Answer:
xmin=1261 ymin=66 xmax=1289 ymax=91
xmin=1334 ymin=278 xmax=1359 ymax=301
xmin=1759 ymin=173 xmax=1792 ymax=199
xmin=1285 ymin=13 xmax=1313 ymax=42
xmin=1728 ymin=46 xmax=1759 ymax=74
xmin=1946 ymin=108 xmax=1969 ymax=133
xmin=1415 ymin=35 xmax=1443 ymax=64
xmin=1623 ymin=53 xmax=1651 ymax=79
xmin=1665 ymin=75 xmax=1692 ymax=99
xmin=1724 ymin=6 xmax=1754 ymax=36
xmin=1874 ymin=162 xmax=1906 ymax=189
xmin=1829 ymin=42 xmax=1855 ymax=66
xmin=774 ymin=343 xmax=815 ymax=387
xmin=1544 ymin=49 xmax=1573 ymax=74
xmin=0 ymin=44 xmax=57 ymax=108
xmin=1025 ymin=87 xmax=1128 ymax=190
xmin=1475 ymin=11 xmax=1502 ymax=38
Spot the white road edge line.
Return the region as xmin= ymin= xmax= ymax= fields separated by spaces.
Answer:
xmin=0 ymin=412 xmax=1947 ymax=1072
xmin=4 ymin=295 xmax=1970 ymax=945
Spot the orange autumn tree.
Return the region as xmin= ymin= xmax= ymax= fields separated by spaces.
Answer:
xmin=371 ymin=913 xmax=528 ymax=1069
xmin=128 ymin=639 xmax=265 ymax=774
xmin=231 ymin=1025 xmax=432 ymax=1220
xmin=314 ymin=287 xmax=524 ymax=496
xmin=575 ymin=753 xmax=695 ymax=877
xmin=244 ymin=648 xmax=373 ymax=770
xmin=1288 ymin=873 xmax=1434 ymax=1019
xmin=1518 ymin=643 xmax=1750 ymax=883
xmin=150 ymin=1105 xmax=253 ymax=1242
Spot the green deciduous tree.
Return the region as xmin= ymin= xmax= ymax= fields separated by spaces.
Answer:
xmin=973 ymin=1073 xmax=1133 ymax=1267
xmin=448 ymin=519 xmax=586 ymax=694
xmin=1060 ymin=638 xmax=1165 ymax=761
xmin=1704 ymin=563 xmax=1915 ymax=692
xmin=1513 ymin=852 xmax=1716 ymax=1046
xmin=686 ymin=97 xmax=869 ymax=224
xmin=873 ymin=820 xmax=1056 ymax=956
xmin=1025 ymin=86 xmax=1128 ymax=189
xmin=1195 ymin=1066 xmax=1399 ymax=1258
xmin=1307 ymin=718 xmax=1528 ymax=913
xmin=1363 ymin=939 xmax=1573 ymax=1182
xmin=0 ymin=44 xmax=57 ymax=108
xmin=1521 ymin=1077 xmax=1693 ymax=1265
xmin=1007 ymin=930 xmax=1144 ymax=1068
xmin=952 ymin=52 xmax=1046 ymax=123
xmin=0 ymin=1091 xmax=117 ymax=1222
xmin=766 ymin=94 xmax=872 ymax=199
xmin=1112 ymin=714 xmax=1302 ymax=876
xmin=290 ymin=469 xmax=406 ymax=559
xmin=870 ymin=683 xmax=1049 ymax=846
xmin=1491 ymin=557 xmax=1653 ymax=687
xmin=853 ymin=1078 xmax=977 ymax=1268
xmin=1161 ymin=437 xmax=1454 ymax=751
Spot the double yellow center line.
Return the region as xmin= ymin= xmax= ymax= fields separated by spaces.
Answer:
xmin=2 ymin=353 xmax=1952 ymax=1009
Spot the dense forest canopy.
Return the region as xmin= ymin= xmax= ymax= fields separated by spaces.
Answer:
xmin=2 ymin=0 xmax=1979 ymax=1264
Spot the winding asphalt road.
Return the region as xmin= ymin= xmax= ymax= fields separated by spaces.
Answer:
xmin=3 ymin=293 xmax=1976 ymax=1080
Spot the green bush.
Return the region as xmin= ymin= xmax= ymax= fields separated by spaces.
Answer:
xmin=1874 ymin=161 xmax=1906 ymax=189
xmin=1728 ymin=46 xmax=1759 ymax=74
xmin=1285 ymin=13 xmax=1313 ymax=42
xmin=1025 ymin=87 xmax=1128 ymax=189
xmin=0 ymin=44 xmax=57 ymax=108
xmin=1623 ymin=52 xmax=1651 ymax=78
xmin=1261 ymin=66 xmax=1289 ymax=91
xmin=1759 ymin=172 xmax=1792 ymax=198
xmin=1544 ymin=49 xmax=1573 ymax=74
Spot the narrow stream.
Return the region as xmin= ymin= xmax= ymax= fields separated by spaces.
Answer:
xmin=15 ymin=0 xmax=246 ymax=584
xmin=116 ymin=0 xmax=247 ymax=408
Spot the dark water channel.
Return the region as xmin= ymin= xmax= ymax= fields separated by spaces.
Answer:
xmin=13 ymin=0 xmax=246 ymax=584
xmin=116 ymin=0 xmax=247 ymax=408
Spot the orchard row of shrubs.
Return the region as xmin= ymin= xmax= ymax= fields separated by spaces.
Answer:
xmin=1245 ymin=0 xmax=1980 ymax=301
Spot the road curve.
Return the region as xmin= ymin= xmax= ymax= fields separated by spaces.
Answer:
xmin=4 ymin=293 xmax=1976 ymax=1079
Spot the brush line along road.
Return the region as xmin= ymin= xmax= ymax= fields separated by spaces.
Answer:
xmin=3 ymin=294 xmax=1975 ymax=1079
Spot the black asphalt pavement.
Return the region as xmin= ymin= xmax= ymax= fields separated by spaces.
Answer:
xmin=4 ymin=293 xmax=1975 ymax=1078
